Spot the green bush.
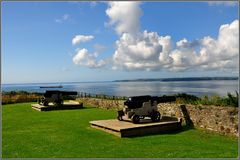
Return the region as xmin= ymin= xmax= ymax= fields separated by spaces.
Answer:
xmin=175 ymin=92 xmax=238 ymax=107
xmin=2 ymin=91 xmax=43 ymax=104
xmin=175 ymin=93 xmax=200 ymax=105
xmin=226 ymin=91 xmax=238 ymax=107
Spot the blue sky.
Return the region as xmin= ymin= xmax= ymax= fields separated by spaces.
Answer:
xmin=2 ymin=1 xmax=239 ymax=84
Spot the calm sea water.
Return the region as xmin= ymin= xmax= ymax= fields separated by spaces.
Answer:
xmin=2 ymin=80 xmax=238 ymax=97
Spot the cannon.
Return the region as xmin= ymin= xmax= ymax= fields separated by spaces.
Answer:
xmin=39 ymin=90 xmax=78 ymax=106
xmin=117 ymin=95 xmax=176 ymax=124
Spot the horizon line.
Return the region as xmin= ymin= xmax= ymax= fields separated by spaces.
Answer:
xmin=2 ymin=76 xmax=239 ymax=85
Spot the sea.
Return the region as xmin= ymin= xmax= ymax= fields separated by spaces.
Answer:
xmin=2 ymin=80 xmax=239 ymax=97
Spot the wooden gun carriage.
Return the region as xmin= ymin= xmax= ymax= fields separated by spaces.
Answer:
xmin=118 ymin=95 xmax=176 ymax=123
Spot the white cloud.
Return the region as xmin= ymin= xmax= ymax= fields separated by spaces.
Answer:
xmin=169 ymin=19 xmax=239 ymax=71
xmin=107 ymin=2 xmax=239 ymax=72
xmin=113 ymin=31 xmax=173 ymax=71
xmin=208 ymin=1 xmax=238 ymax=7
xmin=55 ymin=14 xmax=70 ymax=23
xmin=106 ymin=2 xmax=142 ymax=35
xmin=199 ymin=20 xmax=239 ymax=67
xmin=72 ymin=48 xmax=107 ymax=68
xmin=71 ymin=2 xmax=238 ymax=72
xmin=72 ymin=35 xmax=94 ymax=45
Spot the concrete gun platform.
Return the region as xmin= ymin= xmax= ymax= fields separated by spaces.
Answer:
xmin=32 ymin=101 xmax=83 ymax=111
xmin=90 ymin=116 xmax=182 ymax=137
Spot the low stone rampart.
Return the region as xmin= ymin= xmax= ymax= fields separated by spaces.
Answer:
xmin=77 ymin=98 xmax=238 ymax=136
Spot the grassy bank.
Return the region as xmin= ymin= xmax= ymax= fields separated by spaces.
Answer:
xmin=2 ymin=102 xmax=238 ymax=158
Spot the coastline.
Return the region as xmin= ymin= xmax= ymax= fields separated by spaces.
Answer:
xmin=2 ymin=76 xmax=238 ymax=85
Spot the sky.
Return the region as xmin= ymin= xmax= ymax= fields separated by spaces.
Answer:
xmin=2 ymin=1 xmax=239 ymax=84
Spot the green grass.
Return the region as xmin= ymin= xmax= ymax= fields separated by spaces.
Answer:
xmin=2 ymin=102 xmax=238 ymax=158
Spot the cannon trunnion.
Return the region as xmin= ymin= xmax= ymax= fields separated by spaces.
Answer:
xmin=39 ymin=90 xmax=78 ymax=106
xmin=118 ymin=95 xmax=176 ymax=124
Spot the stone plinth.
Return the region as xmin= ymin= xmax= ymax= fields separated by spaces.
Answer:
xmin=32 ymin=101 xmax=83 ymax=111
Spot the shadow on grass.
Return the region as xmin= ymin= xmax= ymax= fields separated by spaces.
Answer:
xmin=82 ymin=106 xmax=97 ymax=109
xmin=33 ymin=105 xmax=98 ymax=112
xmin=165 ymin=125 xmax=195 ymax=134
xmin=129 ymin=125 xmax=195 ymax=138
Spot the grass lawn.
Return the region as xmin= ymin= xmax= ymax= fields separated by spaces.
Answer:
xmin=2 ymin=102 xmax=238 ymax=158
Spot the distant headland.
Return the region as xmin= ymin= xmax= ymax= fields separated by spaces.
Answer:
xmin=114 ymin=77 xmax=238 ymax=82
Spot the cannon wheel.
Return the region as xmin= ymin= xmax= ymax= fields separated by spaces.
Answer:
xmin=117 ymin=116 xmax=123 ymax=121
xmin=43 ymin=101 xmax=49 ymax=106
xmin=132 ymin=115 xmax=140 ymax=124
xmin=53 ymin=100 xmax=63 ymax=106
xmin=117 ymin=110 xmax=124 ymax=121
xmin=151 ymin=111 xmax=161 ymax=122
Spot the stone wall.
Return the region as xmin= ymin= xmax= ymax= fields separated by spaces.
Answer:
xmin=77 ymin=98 xmax=238 ymax=136
xmin=158 ymin=103 xmax=238 ymax=136
xmin=77 ymin=98 xmax=125 ymax=110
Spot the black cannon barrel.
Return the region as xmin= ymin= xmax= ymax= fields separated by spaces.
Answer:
xmin=61 ymin=91 xmax=78 ymax=95
xmin=155 ymin=96 xmax=176 ymax=103
xmin=124 ymin=95 xmax=176 ymax=109
xmin=124 ymin=95 xmax=151 ymax=109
